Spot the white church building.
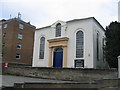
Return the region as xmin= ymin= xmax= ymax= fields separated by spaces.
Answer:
xmin=32 ymin=17 xmax=108 ymax=68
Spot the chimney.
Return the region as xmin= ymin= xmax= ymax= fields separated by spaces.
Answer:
xmin=28 ymin=22 xmax=30 ymax=24
xmin=18 ymin=12 xmax=21 ymax=20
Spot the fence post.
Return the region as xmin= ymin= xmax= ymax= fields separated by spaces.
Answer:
xmin=118 ymin=56 xmax=120 ymax=78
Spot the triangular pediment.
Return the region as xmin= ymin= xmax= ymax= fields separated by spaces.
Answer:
xmin=51 ymin=20 xmax=66 ymax=27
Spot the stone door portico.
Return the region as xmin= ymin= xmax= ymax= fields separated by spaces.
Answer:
xmin=47 ymin=37 xmax=69 ymax=68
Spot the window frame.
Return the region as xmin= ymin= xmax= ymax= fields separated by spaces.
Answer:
xmin=4 ymin=24 xmax=7 ymax=29
xmin=3 ymin=33 xmax=6 ymax=38
xmin=76 ymin=30 xmax=84 ymax=58
xmin=19 ymin=24 xmax=24 ymax=29
xmin=16 ymin=43 xmax=22 ymax=49
xmin=96 ymin=32 xmax=99 ymax=61
xmin=18 ymin=33 xmax=23 ymax=39
xmin=39 ymin=37 xmax=45 ymax=59
xmin=2 ymin=43 xmax=5 ymax=47
xmin=56 ymin=23 xmax=61 ymax=37
xmin=16 ymin=54 xmax=21 ymax=59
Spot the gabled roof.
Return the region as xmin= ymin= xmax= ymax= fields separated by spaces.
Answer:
xmin=36 ymin=25 xmax=51 ymax=30
xmin=66 ymin=17 xmax=105 ymax=31
xmin=36 ymin=17 xmax=105 ymax=31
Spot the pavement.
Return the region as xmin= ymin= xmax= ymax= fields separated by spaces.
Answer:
xmin=1 ymin=75 xmax=72 ymax=87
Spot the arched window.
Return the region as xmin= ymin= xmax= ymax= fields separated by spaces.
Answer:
xmin=56 ymin=23 xmax=61 ymax=37
xmin=39 ymin=37 xmax=45 ymax=59
xmin=96 ymin=33 xmax=99 ymax=61
xmin=76 ymin=31 xmax=84 ymax=58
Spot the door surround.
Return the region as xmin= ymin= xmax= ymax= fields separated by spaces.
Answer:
xmin=47 ymin=37 xmax=69 ymax=67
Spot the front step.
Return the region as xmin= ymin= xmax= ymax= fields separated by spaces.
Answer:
xmin=13 ymin=79 xmax=120 ymax=89
xmin=14 ymin=82 xmax=97 ymax=88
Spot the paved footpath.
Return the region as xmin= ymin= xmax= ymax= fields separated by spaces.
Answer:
xmin=1 ymin=75 xmax=72 ymax=87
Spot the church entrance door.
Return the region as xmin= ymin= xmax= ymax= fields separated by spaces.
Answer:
xmin=53 ymin=47 xmax=63 ymax=67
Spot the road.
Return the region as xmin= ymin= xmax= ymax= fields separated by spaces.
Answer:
xmin=1 ymin=75 xmax=72 ymax=87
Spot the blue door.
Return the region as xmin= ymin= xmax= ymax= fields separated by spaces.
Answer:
xmin=53 ymin=48 xmax=63 ymax=68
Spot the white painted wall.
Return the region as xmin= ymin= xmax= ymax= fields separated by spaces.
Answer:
xmin=32 ymin=27 xmax=50 ymax=67
xmin=66 ymin=19 xmax=94 ymax=68
xmin=92 ymin=19 xmax=106 ymax=68
xmin=32 ymin=17 xmax=107 ymax=68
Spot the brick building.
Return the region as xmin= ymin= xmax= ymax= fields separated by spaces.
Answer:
xmin=2 ymin=18 xmax=36 ymax=65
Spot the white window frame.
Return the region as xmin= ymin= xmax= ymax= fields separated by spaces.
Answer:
xmin=56 ymin=23 xmax=61 ymax=37
xmin=19 ymin=24 xmax=24 ymax=29
xmin=3 ymin=33 xmax=6 ymax=38
xmin=4 ymin=24 xmax=7 ymax=29
xmin=39 ymin=37 xmax=45 ymax=59
xmin=16 ymin=54 xmax=21 ymax=59
xmin=16 ymin=43 xmax=22 ymax=49
xmin=76 ymin=31 xmax=84 ymax=58
xmin=18 ymin=34 xmax=23 ymax=39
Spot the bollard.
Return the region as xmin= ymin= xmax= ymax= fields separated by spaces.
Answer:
xmin=118 ymin=56 xmax=120 ymax=78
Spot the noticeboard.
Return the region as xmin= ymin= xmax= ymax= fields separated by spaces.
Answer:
xmin=75 ymin=59 xmax=84 ymax=68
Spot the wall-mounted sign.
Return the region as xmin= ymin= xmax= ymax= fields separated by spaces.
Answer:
xmin=75 ymin=59 xmax=84 ymax=68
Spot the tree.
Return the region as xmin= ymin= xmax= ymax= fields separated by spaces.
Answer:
xmin=105 ymin=21 xmax=120 ymax=68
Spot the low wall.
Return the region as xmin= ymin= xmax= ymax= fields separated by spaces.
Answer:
xmin=14 ymin=79 xmax=120 ymax=89
xmin=2 ymin=63 xmax=118 ymax=83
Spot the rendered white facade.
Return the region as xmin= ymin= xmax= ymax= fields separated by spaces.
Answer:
xmin=32 ymin=17 xmax=108 ymax=68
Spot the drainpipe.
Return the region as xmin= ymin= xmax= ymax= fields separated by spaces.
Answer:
xmin=118 ymin=56 xmax=120 ymax=78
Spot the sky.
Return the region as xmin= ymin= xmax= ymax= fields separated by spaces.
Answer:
xmin=0 ymin=0 xmax=119 ymax=28
xmin=118 ymin=1 xmax=120 ymax=22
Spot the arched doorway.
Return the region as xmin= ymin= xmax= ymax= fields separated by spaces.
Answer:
xmin=48 ymin=37 xmax=69 ymax=67
xmin=53 ymin=47 xmax=63 ymax=67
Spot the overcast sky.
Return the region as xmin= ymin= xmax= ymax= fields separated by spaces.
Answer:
xmin=0 ymin=0 xmax=119 ymax=28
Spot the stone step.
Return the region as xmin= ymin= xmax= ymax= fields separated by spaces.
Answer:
xmin=13 ymin=79 xmax=120 ymax=89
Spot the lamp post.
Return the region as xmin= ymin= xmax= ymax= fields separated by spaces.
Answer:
xmin=118 ymin=56 xmax=120 ymax=78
